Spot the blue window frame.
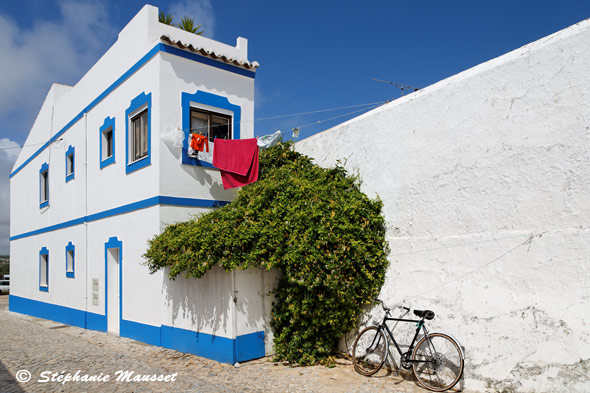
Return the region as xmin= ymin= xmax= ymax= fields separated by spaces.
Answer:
xmin=39 ymin=162 xmax=49 ymax=208
xmin=66 ymin=241 xmax=75 ymax=278
xmin=100 ymin=116 xmax=116 ymax=169
xmin=125 ymin=92 xmax=151 ymax=174
xmin=65 ymin=145 xmax=75 ymax=182
xmin=181 ymin=90 xmax=241 ymax=168
xmin=39 ymin=247 xmax=49 ymax=291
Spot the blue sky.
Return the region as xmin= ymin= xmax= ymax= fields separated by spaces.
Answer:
xmin=1 ymin=0 xmax=589 ymax=254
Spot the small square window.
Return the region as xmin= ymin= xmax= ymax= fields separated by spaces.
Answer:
xmin=190 ymin=109 xmax=232 ymax=143
xmin=67 ymin=155 xmax=74 ymax=175
xmin=39 ymin=248 xmax=49 ymax=291
xmin=102 ymin=128 xmax=113 ymax=159
xmin=180 ymin=91 xmax=241 ymax=168
xmin=210 ymin=115 xmax=231 ymax=141
xmin=188 ymin=109 xmax=232 ymax=160
xmin=66 ymin=250 xmax=74 ymax=271
xmin=125 ymin=92 xmax=151 ymax=174
xmin=65 ymin=145 xmax=75 ymax=182
xmin=131 ymin=109 xmax=148 ymax=162
xmin=41 ymin=172 xmax=48 ymax=201
xmin=66 ymin=242 xmax=75 ymax=278
xmin=40 ymin=163 xmax=49 ymax=208
xmin=100 ymin=117 xmax=116 ymax=169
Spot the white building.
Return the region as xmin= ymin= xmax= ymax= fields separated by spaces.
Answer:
xmin=297 ymin=19 xmax=590 ymax=392
xmin=9 ymin=5 xmax=277 ymax=364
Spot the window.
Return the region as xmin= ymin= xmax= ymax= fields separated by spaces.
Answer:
xmin=131 ymin=109 xmax=148 ymax=161
xmin=39 ymin=247 xmax=49 ymax=291
xmin=40 ymin=163 xmax=49 ymax=208
xmin=65 ymin=145 xmax=75 ymax=182
xmin=66 ymin=242 xmax=75 ymax=278
xmin=190 ymin=109 xmax=232 ymax=143
xmin=125 ymin=92 xmax=151 ymax=174
xmin=181 ymin=90 xmax=241 ymax=167
xmin=104 ymin=129 xmax=113 ymax=157
xmin=100 ymin=116 xmax=116 ymax=169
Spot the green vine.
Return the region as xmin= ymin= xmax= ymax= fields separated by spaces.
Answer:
xmin=144 ymin=142 xmax=389 ymax=364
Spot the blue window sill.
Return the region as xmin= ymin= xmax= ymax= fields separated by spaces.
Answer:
xmin=39 ymin=286 xmax=48 ymax=292
xmin=126 ymin=155 xmax=150 ymax=174
xmin=181 ymin=151 xmax=216 ymax=168
xmin=40 ymin=200 xmax=49 ymax=209
xmin=100 ymin=156 xmax=115 ymax=169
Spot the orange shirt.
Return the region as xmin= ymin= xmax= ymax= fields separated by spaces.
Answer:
xmin=190 ymin=134 xmax=209 ymax=152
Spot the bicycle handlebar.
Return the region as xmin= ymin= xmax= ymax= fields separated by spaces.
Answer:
xmin=373 ymin=298 xmax=389 ymax=311
xmin=373 ymin=299 xmax=410 ymax=313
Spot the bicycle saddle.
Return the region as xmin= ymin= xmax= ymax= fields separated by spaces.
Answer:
xmin=413 ymin=309 xmax=435 ymax=320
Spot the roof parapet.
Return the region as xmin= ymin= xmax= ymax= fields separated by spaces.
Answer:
xmin=160 ymin=34 xmax=260 ymax=70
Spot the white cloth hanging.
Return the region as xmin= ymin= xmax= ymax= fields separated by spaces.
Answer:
xmin=257 ymin=130 xmax=282 ymax=149
xmin=161 ymin=127 xmax=185 ymax=149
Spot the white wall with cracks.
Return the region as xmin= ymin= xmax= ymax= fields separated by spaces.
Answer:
xmin=296 ymin=19 xmax=590 ymax=392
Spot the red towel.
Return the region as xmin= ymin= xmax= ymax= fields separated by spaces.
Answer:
xmin=212 ymin=138 xmax=259 ymax=189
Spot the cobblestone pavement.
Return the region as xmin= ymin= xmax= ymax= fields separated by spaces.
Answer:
xmin=0 ymin=296 xmax=474 ymax=393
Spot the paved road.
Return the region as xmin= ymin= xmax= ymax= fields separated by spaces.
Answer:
xmin=0 ymin=295 xmax=471 ymax=392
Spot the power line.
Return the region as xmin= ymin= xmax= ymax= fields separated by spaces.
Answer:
xmin=181 ymin=100 xmax=387 ymax=133
xmin=255 ymin=101 xmax=385 ymax=122
xmin=297 ymin=103 xmax=383 ymax=130
xmin=0 ymin=139 xmax=63 ymax=152
xmin=373 ymin=78 xmax=421 ymax=96
xmin=2 ymin=100 xmax=388 ymax=151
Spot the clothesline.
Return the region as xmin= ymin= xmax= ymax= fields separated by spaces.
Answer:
xmin=1 ymin=101 xmax=388 ymax=152
xmin=178 ymin=101 xmax=387 ymax=134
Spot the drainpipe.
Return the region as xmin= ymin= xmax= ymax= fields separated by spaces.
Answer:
xmin=84 ymin=112 xmax=89 ymax=327
xmin=260 ymin=268 xmax=267 ymax=354
xmin=231 ymin=270 xmax=238 ymax=364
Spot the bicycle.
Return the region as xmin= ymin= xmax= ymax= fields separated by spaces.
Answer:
xmin=352 ymin=299 xmax=464 ymax=392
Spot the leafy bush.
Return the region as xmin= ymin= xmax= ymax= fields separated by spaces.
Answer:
xmin=144 ymin=142 xmax=389 ymax=364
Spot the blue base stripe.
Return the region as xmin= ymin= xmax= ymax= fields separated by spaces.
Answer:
xmin=236 ymin=331 xmax=266 ymax=362
xmin=86 ymin=310 xmax=107 ymax=331
xmin=9 ymin=295 xmax=106 ymax=331
xmin=9 ymin=295 xmax=265 ymax=364
xmin=161 ymin=325 xmax=236 ymax=364
xmin=121 ymin=319 xmax=161 ymax=346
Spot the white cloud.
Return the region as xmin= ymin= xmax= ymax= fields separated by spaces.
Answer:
xmin=0 ymin=1 xmax=116 ymax=122
xmin=0 ymin=139 xmax=21 ymax=255
xmin=169 ymin=0 xmax=216 ymax=38
xmin=0 ymin=1 xmax=115 ymax=255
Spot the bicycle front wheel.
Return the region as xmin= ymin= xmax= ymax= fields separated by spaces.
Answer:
xmin=352 ymin=326 xmax=388 ymax=376
xmin=412 ymin=333 xmax=464 ymax=392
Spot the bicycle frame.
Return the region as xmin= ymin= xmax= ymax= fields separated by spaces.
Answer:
xmin=378 ymin=312 xmax=431 ymax=364
xmin=354 ymin=302 xmax=465 ymax=391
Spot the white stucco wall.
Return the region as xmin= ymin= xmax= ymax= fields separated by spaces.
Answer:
xmin=296 ymin=19 xmax=590 ymax=392
xmin=10 ymin=4 xmax=273 ymax=361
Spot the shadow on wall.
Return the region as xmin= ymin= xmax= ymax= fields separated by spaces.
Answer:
xmin=161 ymin=264 xmax=281 ymax=357
xmin=233 ymin=267 xmax=281 ymax=336
xmin=162 ymin=265 xmax=232 ymax=335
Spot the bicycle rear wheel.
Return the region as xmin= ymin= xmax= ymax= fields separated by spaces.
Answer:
xmin=352 ymin=326 xmax=388 ymax=376
xmin=412 ymin=332 xmax=464 ymax=392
